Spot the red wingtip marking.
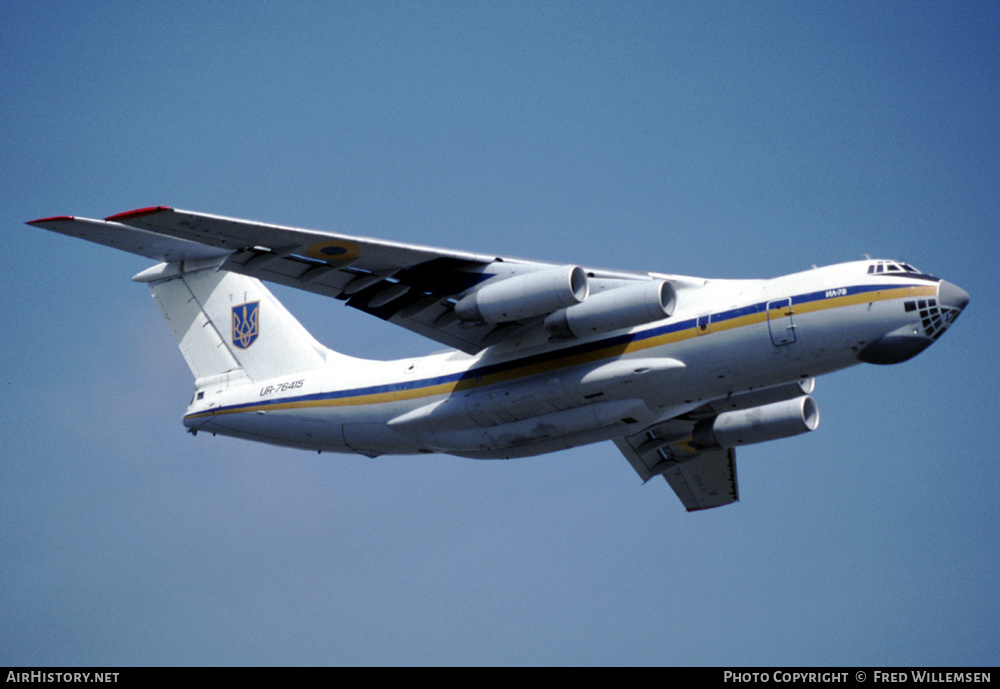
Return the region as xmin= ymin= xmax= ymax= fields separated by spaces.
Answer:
xmin=105 ymin=206 xmax=171 ymax=222
xmin=28 ymin=215 xmax=76 ymax=225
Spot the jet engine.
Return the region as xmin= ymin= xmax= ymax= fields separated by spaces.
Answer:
xmin=692 ymin=396 xmax=819 ymax=449
xmin=455 ymin=265 xmax=589 ymax=323
xmin=544 ymin=280 xmax=677 ymax=339
xmin=709 ymin=378 xmax=815 ymax=413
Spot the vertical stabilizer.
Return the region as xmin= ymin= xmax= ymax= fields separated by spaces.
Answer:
xmin=141 ymin=264 xmax=334 ymax=385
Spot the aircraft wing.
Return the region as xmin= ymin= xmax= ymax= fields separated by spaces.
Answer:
xmin=27 ymin=214 xmax=231 ymax=263
xmin=30 ymin=206 xmax=663 ymax=354
xmin=615 ymin=424 xmax=739 ymax=511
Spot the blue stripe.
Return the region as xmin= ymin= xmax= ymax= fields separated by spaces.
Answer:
xmin=188 ymin=281 xmax=920 ymax=418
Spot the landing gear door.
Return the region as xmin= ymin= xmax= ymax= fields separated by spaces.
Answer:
xmin=767 ymin=298 xmax=797 ymax=346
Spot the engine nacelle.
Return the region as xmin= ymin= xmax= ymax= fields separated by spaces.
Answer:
xmin=455 ymin=265 xmax=589 ymax=323
xmin=544 ymin=280 xmax=676 ymax=339
xmin=709 ymin=378 xmax=815 ymax=413
xmin=693 ymin=396 xmax=819 ymax=449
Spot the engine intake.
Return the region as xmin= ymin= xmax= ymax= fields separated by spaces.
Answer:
xmin=455 ymin=265 xmax=589 ymax=323
xmin=544 ymin=280 xmax=676 ymax=339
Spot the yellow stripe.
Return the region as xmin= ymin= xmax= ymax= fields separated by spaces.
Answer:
xmin=190 ymin=282 xmax=936 ymax=418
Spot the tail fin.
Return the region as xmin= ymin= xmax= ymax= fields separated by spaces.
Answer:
xmin=136 ymin=262 xmax=338 ymax=385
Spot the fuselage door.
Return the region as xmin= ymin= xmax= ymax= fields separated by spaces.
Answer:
xmin=767 ymin=298 xmax=797 ymax=345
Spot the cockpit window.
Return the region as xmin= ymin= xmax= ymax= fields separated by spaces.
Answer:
xmin=868 ymin=260 xmax=922 ymax=275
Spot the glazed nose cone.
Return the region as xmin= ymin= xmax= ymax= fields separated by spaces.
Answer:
xmin=858 ymin=279 xmax=968 ymax=365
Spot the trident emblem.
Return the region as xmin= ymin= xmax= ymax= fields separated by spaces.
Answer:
xmin=232 ymin=301 xmax=260 ymax=349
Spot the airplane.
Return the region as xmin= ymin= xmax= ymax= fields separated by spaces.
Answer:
xmin=27 ymin=207 xmax=969 ymax=511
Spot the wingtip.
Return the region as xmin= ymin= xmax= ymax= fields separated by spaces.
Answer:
xmin=104 ymin=206 xmax=172 ymax=222
xmin=27 ymin=215 xmax=75 ymax=225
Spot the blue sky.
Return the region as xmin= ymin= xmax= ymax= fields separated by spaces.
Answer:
xmin=2 ymin=1 xmax=998 ymax=666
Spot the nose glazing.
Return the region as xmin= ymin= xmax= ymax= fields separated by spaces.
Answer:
xmin=905 ymin=279 xmax=967 ymax=346
xmin=858 ymin=276 xmax=968 ymax=365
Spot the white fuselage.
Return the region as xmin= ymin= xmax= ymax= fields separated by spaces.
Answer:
xmin=181 ymin=260 xmax=955 ymax=459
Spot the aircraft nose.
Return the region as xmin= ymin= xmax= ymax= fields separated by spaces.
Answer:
xmin=859 ymin=277 xmax=968 ymax=365
xmin=938 ymin=280 xmax=970 ymax=312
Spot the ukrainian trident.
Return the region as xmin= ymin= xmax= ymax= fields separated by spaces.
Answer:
xmin=232 ymin=301 xmax=260 ymax=349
